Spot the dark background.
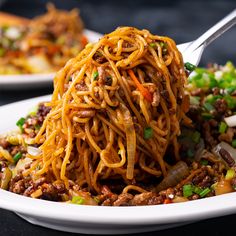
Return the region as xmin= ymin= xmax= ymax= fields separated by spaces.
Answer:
xmin=0 ymin=0 xmax=236 ymax=235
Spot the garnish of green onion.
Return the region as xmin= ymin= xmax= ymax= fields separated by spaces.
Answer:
xmin=16 ymin=117 xmax=25 ymax=132
xmin=149 ymin=43 xmax=156 ymax=48
xmin=200 ymin=159 xmax=208 ymax=166
xmin=199 ymin=188 xmax=211 ymax=198
xmin=218 ymin=121 xmax=228 ymax=134
xmin=159 ymin=42 xmax=165 ymax=47
xmin=71 ymin=196 xmax=85 ymax=205
xmin=225 ymin=169 xmax=235 ymax=180
xmin=191 ymin=131 xmax=201 ymax=143
xmin=203 ymin=102 xmax=214 ymax=112
xmin=184 ymin=62 xmax=196 ymax=72
xmin=193 ymin=186 xmax=202 ymax=195
xmin=13 ymin=152 xmax=22 ymax=163
xmin=144 ymin=127 xmax=153 ymax=139
xmin=187 ymin=149 xmax=194 ymax=158
xmin=201 ymin=113 xmax=213 ymax=120
xmin=93 ymin=71 xmax=99 ymax=80
xmin=232 ymin=139 xmax=236 ymax=148
xmin=183 ymin=184 xmax=193 ymax=197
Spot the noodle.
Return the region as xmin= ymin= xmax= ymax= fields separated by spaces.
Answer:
xmin=29 ymin=27 xmax=188 ymax=194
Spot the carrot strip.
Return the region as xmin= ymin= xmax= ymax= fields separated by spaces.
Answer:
xmin=128 ymin=69 xmax=153 ymax=103
xmin=163 ymin=198 xmax=172 ymax=204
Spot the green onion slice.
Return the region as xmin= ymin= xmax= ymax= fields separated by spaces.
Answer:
xmin=144 ymin=127 xmax=153 ymax=140
xmin=13 ymin=152 xmax=22 ymax=163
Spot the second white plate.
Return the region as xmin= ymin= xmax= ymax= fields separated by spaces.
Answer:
xmin=0 ymin=29 xmax=103 ymax=89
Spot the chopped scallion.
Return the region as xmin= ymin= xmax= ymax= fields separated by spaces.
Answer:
xmin=203 ymin=102 xmax=214 ymax=112
xmin=71 ymin=196 xmax=85 ymax=205
xmin=232 ymin=139 xmax=236 ymax=148
xmin=183 ymin=184 xmax=193 ymax=197
xmin=93 ymin=71 xmax=99 ymax=80
xmin=184 ymin=62 xmax=196 ymax=72
xmin=191 ymin=131 xmax=201 ymax=143
xmin=144 ymin=127 xmax=153 ymax=139
xmin=218 ymin=121 xmax=227 ymax=134
xmin=201 ymin=113 xmax=213 ymax=120
xmin=199 ymin=187 xmax=211 ymax=197
xmin=193 ymin=186 xmax=202 ymax=195
xmin=13 ymin=152 xmax=22 ymax=163
xmin=200 ymin=159 xmax=208 ymax=166
xmin=149 ymin=43 xmax=156 ymax=48
xmin=16 ymin=117 xmax=25 ymax=132
xmin=187 ymin=149 xmax=194 ymax=158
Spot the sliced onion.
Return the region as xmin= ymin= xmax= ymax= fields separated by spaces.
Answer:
xmin=120 ymin=104 xmax=136 ymax=180
xmin=224 ymin=115 xmax=236 ymax=127
xmin=212 ymin=142 xmax=236 ymax=168
xmin=27 ymin=146 xmax=42 ymax=156
xmin=155 ymin=161 xmax=189 ymax=192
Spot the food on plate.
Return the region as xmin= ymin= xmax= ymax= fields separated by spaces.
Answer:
xmin=0 ymin=4 xmax=88 ymax=74
xmin=1 ymin=27 xmax=236 ymax=206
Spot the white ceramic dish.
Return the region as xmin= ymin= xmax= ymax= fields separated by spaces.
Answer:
xmin=0 ymin=29 xmax=103 ymax=90
xmin=1 ymin=95 xmax=236 ymax=235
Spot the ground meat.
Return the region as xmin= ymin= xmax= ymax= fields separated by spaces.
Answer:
xmin=0 ymin=138 xmax=9 ymax=149
xmin=97 ymin=66 xmax=112 ymax=86
xmin=113 ymin=193 xmax=133 ymax=206
xmin=202 ymin=121 xmax=217 ymax=147
xmin=218 ymin=127 xmax=234 ymax=143
xmin=37 ymin=103 xmax=51 ymax=124
xmin=130 ymin=192 xmax=163 ymax=206
xmin=214 ymin=99 xmax=228 ymax=114
xmin=75 ymin=81 xmax=88 ymax=91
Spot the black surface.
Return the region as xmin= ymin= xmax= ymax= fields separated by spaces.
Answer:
xmin=0 ymin=0 xmax=236 ymax=235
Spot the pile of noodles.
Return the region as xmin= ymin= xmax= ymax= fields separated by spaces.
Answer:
xmin=25 ymin=27 xmax=189 ymax=193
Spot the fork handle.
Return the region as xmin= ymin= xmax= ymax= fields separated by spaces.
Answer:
xmin=185 ymin=9 xmax=236 ymax=52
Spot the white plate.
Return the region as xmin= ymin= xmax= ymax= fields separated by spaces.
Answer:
xmin=1 ymin=95 xmax=236 ymax=235
xmin=0 ymin=29 xmax=103 ymax=90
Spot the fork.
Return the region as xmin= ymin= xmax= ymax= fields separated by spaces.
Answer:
xmin=177 ymin=9 xmax=236 ymax=66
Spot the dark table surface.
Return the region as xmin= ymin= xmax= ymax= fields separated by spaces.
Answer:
xmin=0 ymin=0 xmax=236 ymax=235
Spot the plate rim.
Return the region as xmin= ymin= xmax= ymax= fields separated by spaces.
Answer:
xmin=0 ymin=95 xmax=236 ymax=226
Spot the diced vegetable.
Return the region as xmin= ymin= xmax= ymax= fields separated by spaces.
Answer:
xmin=191 ymin=131 xmax=201 ymax=143
xmin=27 ymin=146 xmax=42 ymax=156
xmin=149 ymin=43 xmax=156 ymax=48
xmin=224 ymin=115 xmax=236 ymax=127
xmin=232 ymin=139 xmax=236 ymax=148
xmin=203 ymin=102 xmax=214 ymax=112
xmin=218 ymin=122 xmax=228 ymax=134
xmin=200 ymin=159 xmax=208 ymax=166
xmin=144 ymin=127 xmax=153 ymax=140
xmin=183 ymin=184 xmax=193 ymax=197
xmin=16 ymin=117 xmax=25 ymax=132
xmin=13 ymin=152 xmax=22 ymax=163
xmin=199 ymin=188 xmax=211 ymax=197
xmin=93 ymin=71 xmax=99 ymax=80
xmin=201 ymin=113 xmax=213 ymax=120
xmin=185 ymin=62 xmax=196 ymax=72
xmin=225 ymin=169 xmax=235 ymax=180
xmin=71 ymin=196 xmax=85 ymax=205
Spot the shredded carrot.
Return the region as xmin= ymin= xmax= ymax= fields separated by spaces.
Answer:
xmin=163 ymin=198 xmax=172 ymax=204
xmin=128 ymin=69 xmax=153 ymax=102
xmin=81 ymin=35 xmax=88 ymax=47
